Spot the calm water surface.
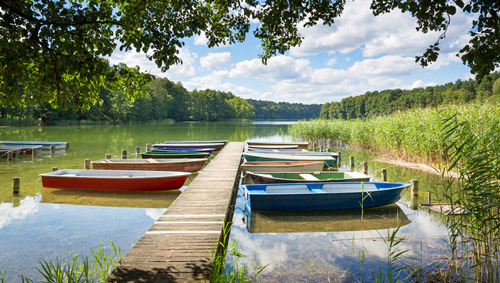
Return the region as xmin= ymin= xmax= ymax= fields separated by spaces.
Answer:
xmin=0 ymin=121 xmax=452 ymax=282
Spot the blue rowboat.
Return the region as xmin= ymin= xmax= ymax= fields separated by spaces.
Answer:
xmin=151 ymin=147 xmax=215 ymax=155
xmin=0 ymin=141 xmax=67 ymax=150
xmin=243 ymin=182 xmax=410 ymax=211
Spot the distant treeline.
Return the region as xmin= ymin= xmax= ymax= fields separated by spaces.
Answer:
xmin=320 ymin=72 xmax=500 ymax=120
xmin=0 ymin=77 xmax=320 ymax=125
xmin=248 ymin=99 xmax=322 ymax=120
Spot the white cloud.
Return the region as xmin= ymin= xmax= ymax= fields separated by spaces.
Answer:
xmin=290 ymin=0 xmax=474 ymax=59
xmin=326 ymin=58 xmax=337 ymax=66
xmin=108 ymin=47 xmax=197 ymax=77
xmin=347 ymin=55 xmax=418 ymax=77
xmin=200 ymin=52 xmax=232 ymax=70
xmin=403 ymin=80 xmax=438 ymax=90
xmin=228 ymin=55 xmax=311 ymax=81
xmin=194 ymin=32 xmax=209 ymax=45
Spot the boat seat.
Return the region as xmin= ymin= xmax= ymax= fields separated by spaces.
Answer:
xmin=299 ymin=173 xmax=319 ymax=181
xmin=322 ymin=183 xmax=377 ymax=193
xmin=265 ymin=185 xmax=312 ymax=194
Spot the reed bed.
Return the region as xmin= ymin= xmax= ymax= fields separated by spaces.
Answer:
xmin=290 ymin=102 xmax=500 ymax=164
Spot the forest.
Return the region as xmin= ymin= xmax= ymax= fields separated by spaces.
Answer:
xmin=0 ymin=77 xmax=318 ymax=125
xmin=320 ymin=72 xmax=500 ymax=120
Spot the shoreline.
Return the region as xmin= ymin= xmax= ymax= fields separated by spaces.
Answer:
xmin=375 ymin=156 xmax=459 ymax=179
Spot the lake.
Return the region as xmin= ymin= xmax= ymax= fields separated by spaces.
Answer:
xmin=0 ymin=121 xmax=452 ymax=282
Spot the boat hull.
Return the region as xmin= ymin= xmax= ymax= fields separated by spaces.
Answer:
xmin=40 ymin=170 xmax=190 ymax=191
xmin=244 ymin=182 xmax=410 ymax=211
xmin=246 ymin=141 xmax=309 ymax=149
xmin=247 ymin=171 xmax=371 ymax=184
xmin=241 ymin=161 xmax=324 ymax=172
xmin=243 ymin=153 xmax=337 ymax=169
xmin=153 ymin=143 xmax=224 ymax=151
xmin=92 ymin=159 xmax=207 ymax=172
xmin=1 ymin=141 xmax=67 ymax=150
xmin=142 ymin=152 xmax=210 ymax=159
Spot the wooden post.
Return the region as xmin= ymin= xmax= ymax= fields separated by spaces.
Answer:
xmin=105 ymin=154 xmax=111 ymax=159
xmin=7 ymin=151 xmax=13 ymax=161
xmin=381 ymin=168 xmax=387 ymax=181
xmin=362 ymin=161 xmax=368 ymax=175
xmin=410 ymin=179 xmax=419 ymax=210
xmin=65 ymin=142 xmax=70 ymax=150
xmin=349 ymin=156 xmax=354 ymax=172
xmin=146 ymin=144 xmax=151 ymax=152
xmin=84 ymin=159 xmax=91 ymax=170
xmin=427 ymin=191 xmax=431 ymax=204
xmin=136 ymin=146 xmax=140 ymax=154
xmin=32 ymin=149 xmax=35 ymax=160
xmin=121 ymin=150 xmax=127 ymax=159
xmin=337 ymin=151 xmax=341 ymax=164
xmin=52 ymin=167 xmax=58 ymax=172
xmin=319 ymin=144 xmax=323 ymax=152
xmin=50 ymin=145 xmax=56 ymax=154
xmin=13 ymin=177 xmax=20 ymax=195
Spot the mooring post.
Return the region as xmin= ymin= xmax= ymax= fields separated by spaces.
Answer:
xmin=410 ymin=179 xmax=419 ymax=210
xmin=84 ymin=159 xmax=91 ymax=170
xmin=362 ymin=161 xmax=368 ymax=175
xmin=337 ymin=151 xmax=341 ymax=164
xmin=381 ymin=168 xmax=387 ymax=181
xmin=7 ymin=151 xmax=13 ymax=161
xmin=65 ymin=142 xmax=70 ymax=150
xmin=105 ymin=153 xmax=111 ymax=159
xmin=135 ymin=146 xmax=140 ymax=155
xmin=50 ymin=145 xmax=55 ymax=155
xmin=52 ymin=167 xmax=58 ymax=172
xmin=121 ymin=150 xmax=127 ymax=159
xmin=146 ymin=144 xmax=151 ymax=152
xmin=349 ymin=156 xmax=354 ymax=172
xmin=427 ymin=191 xmax=431 ymax=204
xmin=13 ymin=177 xmax=20 ymax=195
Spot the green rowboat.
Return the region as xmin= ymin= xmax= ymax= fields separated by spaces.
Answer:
xmin=246 ymin=171 xmax=371 ymax=184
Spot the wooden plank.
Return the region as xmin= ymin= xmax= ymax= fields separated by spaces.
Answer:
xmin=107 ymin=142 xmax=244 ymax=283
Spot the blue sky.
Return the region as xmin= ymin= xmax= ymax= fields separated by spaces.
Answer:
xmin=108 ymin=0 xmax=475 ymax=104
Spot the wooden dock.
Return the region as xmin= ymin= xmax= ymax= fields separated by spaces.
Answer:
xmin=107 ymin=142 xmax=244 ymax=283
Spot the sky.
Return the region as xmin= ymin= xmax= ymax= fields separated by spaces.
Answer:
xmin=108 ymin=0 xmax=475 ymax=104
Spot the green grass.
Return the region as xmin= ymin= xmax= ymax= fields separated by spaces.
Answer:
xmin=0 ymin=239 xmax=122 ymax=283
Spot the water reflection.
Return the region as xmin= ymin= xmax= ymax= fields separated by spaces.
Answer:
xmin=0 ymin=196 xmax=40 ymax=229
xmin=244 ymin=204 xmax=411 ymax=233
xmin=41 ymin=188 xmax=181 ymax=208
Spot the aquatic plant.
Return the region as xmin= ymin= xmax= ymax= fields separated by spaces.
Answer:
xmin=290 ymin=102 xmax=500 ymax=165
xmin=19 ymin=239 xmax=121 ymax=283
xmin=209 ymin=222 xmax=267 ymax=282
xmin=439 ymin=111 xmax=500 ymax=282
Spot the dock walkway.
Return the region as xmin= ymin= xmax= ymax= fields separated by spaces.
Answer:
xmin=107 ymin=142 xmax=244 ymax=282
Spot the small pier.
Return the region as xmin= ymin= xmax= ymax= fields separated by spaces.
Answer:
xmin=107 ymin=142 xmax=244 ymax=282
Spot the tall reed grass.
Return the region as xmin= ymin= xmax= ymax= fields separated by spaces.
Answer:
xmin=290 ymin=102 xmax=500 ymax=164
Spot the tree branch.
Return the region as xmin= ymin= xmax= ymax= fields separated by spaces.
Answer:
xmin=0 ymin=0 xmax=125 ymax=27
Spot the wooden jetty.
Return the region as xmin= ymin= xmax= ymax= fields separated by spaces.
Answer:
xmin=107 ymin=142 xmax=244 ymax=282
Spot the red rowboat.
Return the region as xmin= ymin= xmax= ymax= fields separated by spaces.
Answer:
xmin=40 ymin=170 xmax=190 ymax=191
xmin=92 ymin=158 xmax=207 ymax=172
